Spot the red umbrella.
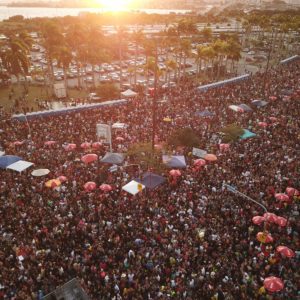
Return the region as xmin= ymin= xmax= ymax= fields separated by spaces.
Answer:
xmin=194 ymin=159 xmax=206 ymax=167
xmin=57 ymin=176 xmax=67 ymax=182
xmin=263 ymin=277 xmax=284 ymax=292
xmin=285 ymin=187 xmax=299 ymax=197
xmin=256 ymin=232 xmax=274 ymax=243
xmin=92 ymin=142 xmax=102 ymax=149
xmin=64 ymin=143 xmax=76 ymax=151
xmin=219 ymin=143 xmax=230 ymax=152
xmin=269 ymin=96 xmax=277 ymax=101
xmin=276 ymin=246 xmax=295 ymax=258
xmin=204 ymin=154 xmax=217 ymax=161
xmin=258 ymin=122 xmax=268 ymax=128
xmin=116 ymin=136 xmax=124 ymax=142
xmin=263 ymin=212 xmax=278 ymax=223
xmin=84 ymin=182 xmax=97 ymax=192
xmin=81 ymin=142 xmax=91 ymax=149
xmin=275 ymin=216 xmax=287 ymax=227
xmin=169 ymin=169 xmax=181 ymax=177
xmin=252 ymin=216 xmax=265 ymax=225
xmin=44 ymin=140 xmax=56 ymax=146
xmin=81 ymin=154 xmax=98 ymax=164
xmin=275 ymin=193 xmax=290 ymax=202
xmin=99 ymin=184 xmax=112 ymax=192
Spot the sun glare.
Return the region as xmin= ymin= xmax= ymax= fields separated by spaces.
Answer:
xmin=97 ymin=0 xmax=133 ymax=11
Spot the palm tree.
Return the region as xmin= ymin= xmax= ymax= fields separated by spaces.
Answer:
xmin=56 ymin=46 xmax=73 ymax=95
xmin=128 ymin=66 xmax=135 ymax=85
xmin=143 ymin=56 xmax=157 ymax=95
xmin=201 ymin=46 xmax=216 ymax=79
xmin=18 ymin=31 xmax=33 ymax=49
xmin=85 ymin=25 xmax=108 ymax=89
xmin=2 ymin=35 xmax=30 ymax=84
xmin=132 ymin=29 xmax=144 ymax=87
xmin=212 ymin=39 xmax=229 ymax=79
xmin=195 ymin=45 xmax=206 ymax=77
xmin=226 ymin=40 xmax=242 ymax=74
xmin=165 ymin=59 xmax=177 ymax=84
xmin=41 ymin=21 xmax=64 ymax=88
xmin=116 ymin=26 xmax=128 ymax=93
xmin=180 ymin=39 xmax=191 ymax=78
xmin=66 ymin=23 xmax=86 ymax=89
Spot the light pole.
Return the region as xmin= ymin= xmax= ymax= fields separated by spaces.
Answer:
xmin=151 ymin=38 xmax=159 ymax=153
xmin=262 ymin=29 xmax=276 ymax=98
xmin=224 ymin=183 xmax=268 ymax=213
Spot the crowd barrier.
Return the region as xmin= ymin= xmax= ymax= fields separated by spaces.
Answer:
xmin=11 ymin=99 xmax=128 ymax=121
xmin=280 ymin=55 xmax=299 ymax=65
xmin=197 ymin=74 xmax=251 ymax=92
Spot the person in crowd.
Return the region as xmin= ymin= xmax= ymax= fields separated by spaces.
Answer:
xmin=0 ymin=62 xmax=299 ymax=299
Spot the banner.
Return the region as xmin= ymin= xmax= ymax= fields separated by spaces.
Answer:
xmin=96 ymin=124 xmax=111 ymax=144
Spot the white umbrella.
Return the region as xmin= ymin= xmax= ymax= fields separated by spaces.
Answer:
xmin=31 ymin=169 xmax=50 ymax=177
xmin=122 ymin=180 xmax=145 ymax=195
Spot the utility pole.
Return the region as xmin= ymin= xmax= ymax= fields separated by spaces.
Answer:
xmin=262 ymin=29 xmax=275 ymax=98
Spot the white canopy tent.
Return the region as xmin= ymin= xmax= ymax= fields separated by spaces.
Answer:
xmin=122 ymin=180 xmax=145 ymax=195
xmin=121 ymin=89 xmax=137 ymax=98
xmin=7 ymin=160 xmax=34 ymax=172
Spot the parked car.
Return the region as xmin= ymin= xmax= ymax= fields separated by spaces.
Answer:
xmin=162 ymin=82 xmax=176 ymax=89
xmin=84 ymin=76 xmax=93 ymax=83
xmin=99 ymin=76 xmax=111 ymax=83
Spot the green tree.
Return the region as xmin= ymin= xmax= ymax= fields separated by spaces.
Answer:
xmin=221 ymin=124 xmax=244 ymax=143
xmin=127 ymin=142 xmax=165 ymax=172
xmin=167 ymin=127 xmax=200 ymax=148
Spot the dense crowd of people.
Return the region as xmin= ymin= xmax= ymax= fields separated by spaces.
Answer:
xmin=0 ymin=61 xmax=299 ymax=300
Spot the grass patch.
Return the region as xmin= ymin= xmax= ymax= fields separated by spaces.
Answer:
xmin=0 ymin=84 xmax=89 ymax=112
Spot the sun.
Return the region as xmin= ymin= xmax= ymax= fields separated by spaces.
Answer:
xmin=97 ymin=0 xmax=133 ymax=10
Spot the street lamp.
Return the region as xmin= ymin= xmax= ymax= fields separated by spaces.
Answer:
xmin=262 ymin=28 xmax=276 ymax=98
xmin=151 ymin=38 xmax=159 ymax=153
xmin=223 ymin=183 xmax=268 ymax=213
